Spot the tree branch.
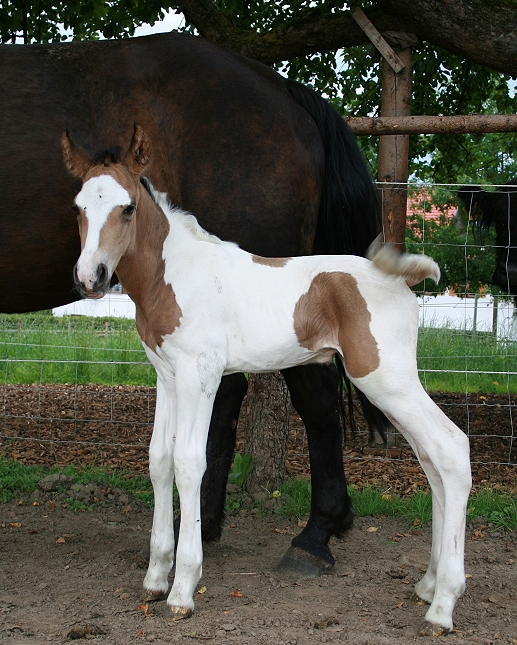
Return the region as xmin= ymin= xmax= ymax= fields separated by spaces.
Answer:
xmin=378 ymin=0 xmax=517 ymax=78
xmin=175 ymin=0 xmax=517 ymax=77
xmin=346 ymin=114 xmax=517 ymax=135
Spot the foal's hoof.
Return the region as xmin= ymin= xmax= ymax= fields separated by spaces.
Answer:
xmin=410 ymin=591 xmax=430 ymax=606
xmin=142 ymin=589 xmax=168 ymax=603
xmin=168 ymin=606 xmax=193 ymax=621
xmin=419 ymin=621 xmax=450 ymax=637
xmin=152 ymin=602 xmax=192 ymax=622
xmin=276 ymin=545 xmax=334 ymax=577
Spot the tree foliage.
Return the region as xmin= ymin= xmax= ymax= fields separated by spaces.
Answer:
xmin=0 ymin=0 xmax=175 ymax=43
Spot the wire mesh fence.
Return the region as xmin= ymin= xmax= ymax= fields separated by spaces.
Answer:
xmin=1 ymin=182 xmax=516 ymax=487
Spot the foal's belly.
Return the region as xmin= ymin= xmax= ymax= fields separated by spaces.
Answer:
xmin=224 ymin=334 xmax=336 ymax=375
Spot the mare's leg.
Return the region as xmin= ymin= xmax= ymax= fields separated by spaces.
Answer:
xmin=143 ymin=376 xmax=177 ymax=600
xmin=167 ymin=358 xmax=222 ymax=619
xmin=199 ymin=373 xmax=248 ymax=541
xmin=277 ymin=363 xmax=352 ymax=576
xmin=355 ymin=375 xmax=471 ymax=635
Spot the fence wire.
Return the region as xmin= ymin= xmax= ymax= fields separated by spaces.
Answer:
xmin=0 ymin=182 xmax=516 ymax=485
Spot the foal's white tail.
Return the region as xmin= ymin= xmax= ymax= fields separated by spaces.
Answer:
xmin=367 ymin=235 xmax=440 ymax=287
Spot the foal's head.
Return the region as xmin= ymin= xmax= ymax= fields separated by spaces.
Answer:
xmin=61 ymin=125 xmax=150 ymax=299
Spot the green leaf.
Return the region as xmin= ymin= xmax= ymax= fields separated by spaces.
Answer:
xmin=228 ymin=452 xmax=253 ymax=487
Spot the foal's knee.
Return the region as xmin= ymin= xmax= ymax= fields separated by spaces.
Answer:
xmin=149 ymin=448 xmax=174 ymax=484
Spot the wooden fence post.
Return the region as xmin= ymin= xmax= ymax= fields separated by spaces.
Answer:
xmin=377 ymin=47 xmax=413 ymax=250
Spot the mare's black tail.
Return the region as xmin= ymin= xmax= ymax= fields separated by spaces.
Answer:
xmin=285 ymin=79 xmax=378 ymax=256
xmin=285 ymin=79 xmax=389 ymax=442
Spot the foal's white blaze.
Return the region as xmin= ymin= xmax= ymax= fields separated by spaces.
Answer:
xmin=75 ymin=174 xmax=131 ymax=288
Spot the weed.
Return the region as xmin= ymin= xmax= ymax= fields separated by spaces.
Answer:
xmin=228 ymin=453 xmax=253 ymax=487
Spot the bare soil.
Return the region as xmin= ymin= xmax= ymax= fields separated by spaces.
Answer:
xmin=1 ymin=493 xmax=516 ymax=645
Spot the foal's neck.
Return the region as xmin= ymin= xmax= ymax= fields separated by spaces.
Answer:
xmin=114 ymin=183 xmax=171 ymax=307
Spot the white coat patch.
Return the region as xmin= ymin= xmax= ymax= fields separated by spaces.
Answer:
xmin=196 ymin=349 xmax=224 ymax=398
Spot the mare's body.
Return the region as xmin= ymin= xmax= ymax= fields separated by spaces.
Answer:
xmin=1 ymin=32 xmax=379 ymax=573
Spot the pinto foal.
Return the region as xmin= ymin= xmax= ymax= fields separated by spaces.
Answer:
xmin=62 ymin=125 xmax=471 ymax=636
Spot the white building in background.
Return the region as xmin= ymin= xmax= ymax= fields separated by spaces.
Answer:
xmin=53 ymin=290 xmax=517 ymax=339
xmin=419 ymin=292 xmax=517 ymax=339
xmin=53 ymin=291 xmax=136 ymax=319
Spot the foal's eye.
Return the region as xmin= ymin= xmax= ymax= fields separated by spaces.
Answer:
xmin=123 ymin=204 xmax=135 ymax=219
xmin=71 ymin=204 xmax=80 ymax=216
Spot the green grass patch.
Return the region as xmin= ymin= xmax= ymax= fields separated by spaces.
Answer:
xmin=0 ymin=313 xmax=153 ymax=386
xmin=467 ymin=487 xmax=517 ymax=531
xmin=0 ymin=457 xmax=44 ymax=503
xmin=2 ymin=312 xmax=517 ymax=393
xmin=271 ymin=478 xmax=517 ymax=531
xmin=1 ymin=460 xmax=516 ymax=530
xmin=271 ymin=480 xmax=434 ymax=528
xmin=0 ymin=457 xmax=154 ymax=507
xmin=418 ymin=325 xmax=517 ymax=394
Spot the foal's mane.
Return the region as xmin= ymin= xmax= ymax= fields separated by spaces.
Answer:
xmin=93 ymin=147 xmax=123 ymax=165
xmin=141 ymin=177 xmax=233 ymax=247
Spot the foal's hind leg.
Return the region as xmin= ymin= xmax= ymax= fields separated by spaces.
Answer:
xmin=355 ymin=376 xmax=471 ymax=635
xmin=278 ymin=363 xmax=352 ymax=576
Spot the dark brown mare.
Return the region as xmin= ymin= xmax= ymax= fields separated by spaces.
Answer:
xmin=0 ymin=31 xmax=380 ymax=575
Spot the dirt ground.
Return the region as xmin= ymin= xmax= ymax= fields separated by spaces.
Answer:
xmin=1 ymin=490 xmax=516 ymax=645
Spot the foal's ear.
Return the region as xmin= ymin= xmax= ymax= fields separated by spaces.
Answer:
xmin=125 ymin=124 xmax=151 ymax=176
xmin=61 ymin=130 xmax=94 ymax=179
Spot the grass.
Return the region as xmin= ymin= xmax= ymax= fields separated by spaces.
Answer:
xmin=0 ymin=457 xmax=154 ymax=507
xmin=0 ymin=312 xmax=153 ymax=386
xmin=2 ymin=312 xmax=517 ymax=393
xmin=271 ymin=481 xmax=435 ymax=528
xmin=418 ymin=324 xmax=517 ymax=394
xmin=272 ymin=479 xmax=516 ymax=531
xmin=2 ymin=459 xmax=515 ymax=531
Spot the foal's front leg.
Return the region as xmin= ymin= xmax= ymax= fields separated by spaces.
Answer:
xmin=143 ymin=376 xmax=177 ymax=600
xmin=167 ymin=357 xmax=222 ymax=619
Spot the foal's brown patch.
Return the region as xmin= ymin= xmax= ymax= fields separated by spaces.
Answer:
xmin=293 ymin=272 xmax=380 ymax=379
xmin=252 ymin=255 xmax=291 ymax=268
xmin=114 ymin=195 xmax=183 ymax=353
xmin=135 ymin=280 xmax=182 ymax=353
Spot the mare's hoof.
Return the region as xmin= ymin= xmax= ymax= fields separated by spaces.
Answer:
xmin=275 ymin=545 xmax=334 ymax=577
xmin=419 ymin=621 xmax=449 ymax=637
xmin=142 ymin=589 xmax=168 ymax=603
xmin=140 ymin=541 xmax=150 ymax=563
xmin=410 ymin=591 xmax=430 ymax=606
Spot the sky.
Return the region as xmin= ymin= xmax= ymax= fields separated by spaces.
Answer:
xmin=132 ymin=9 xmax=185 ymax=37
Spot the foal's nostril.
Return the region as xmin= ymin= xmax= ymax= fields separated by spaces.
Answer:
xmin=97 ymin=263 xmax=108 ymax=286
xmin=73 ymin=264 xmax=80 ymax=285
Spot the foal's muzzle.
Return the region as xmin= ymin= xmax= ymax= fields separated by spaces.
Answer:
xmin=73 ymin=263 xmax=110 ymax=299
